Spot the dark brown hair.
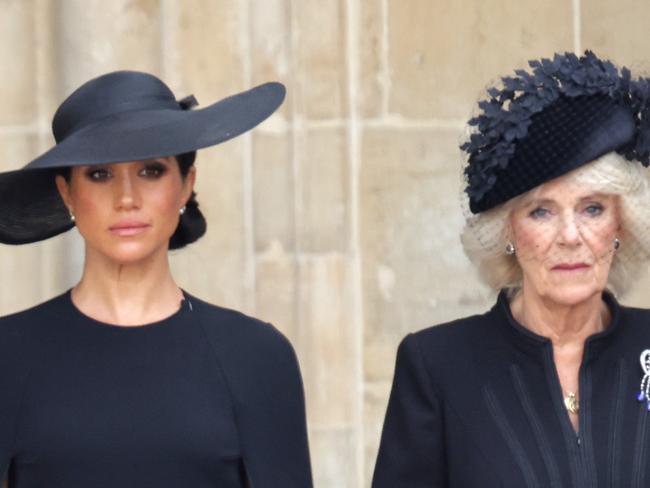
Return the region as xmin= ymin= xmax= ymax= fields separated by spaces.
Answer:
xmin=57 ymin=151 xmax=206 ymax=250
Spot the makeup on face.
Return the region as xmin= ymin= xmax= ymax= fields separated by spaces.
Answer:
xmin=63 ymin=158 xmax=189 ymax=264
xmin=508 ymin=175 xmax=620 ymax=305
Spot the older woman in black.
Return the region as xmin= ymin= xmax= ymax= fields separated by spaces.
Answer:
xmin=0 ymin=71 xmax=312 ymax=487
xmin=373 ymin=52 xmax=650 ymax=487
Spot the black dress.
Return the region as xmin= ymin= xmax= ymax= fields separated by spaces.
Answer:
xmin=372 ymin=291 xmax=650 ymax=488
xmin=0 ymin=289 xmax=312 ymax=487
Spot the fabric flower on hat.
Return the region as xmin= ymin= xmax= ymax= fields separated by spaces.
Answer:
xmin=461 ymin=51 xmax=650 ymax=214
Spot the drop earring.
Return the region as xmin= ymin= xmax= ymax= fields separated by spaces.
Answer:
xmin=614 ymin=237 xmax=620 ymax=251
xmin=69 ymin=211 xmax=75 ymax=222
xmin=505 ymin=242 xmax=515 ymax=255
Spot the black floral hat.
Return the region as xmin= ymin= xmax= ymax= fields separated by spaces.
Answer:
xmin=461 ymin=51 xmax=650 ymax=214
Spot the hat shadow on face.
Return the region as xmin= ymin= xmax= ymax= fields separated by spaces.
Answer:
xmin=0 ymin=70 xmax=286 ymax=245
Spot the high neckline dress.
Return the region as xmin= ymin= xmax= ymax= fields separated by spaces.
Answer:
xmin=0 ymin=289 xmax=312 ymax=487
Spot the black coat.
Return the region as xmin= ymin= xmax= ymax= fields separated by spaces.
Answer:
xmin=0 ymin=289 xmax=312 ymax=487
xmin=372 ymin=291 xmax=650 ymax=487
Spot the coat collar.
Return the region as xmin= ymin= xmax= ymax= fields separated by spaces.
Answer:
xmin=492 ymin=289 xmax=623 ymax=356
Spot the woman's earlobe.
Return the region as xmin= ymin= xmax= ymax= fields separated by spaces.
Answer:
xmin=54 ymin=174 xmax=71 ymax=207
xmin=184 ymin=166 xmax=197 ymax=199
xmin=54 ymin=175 xmax=76 ymax=223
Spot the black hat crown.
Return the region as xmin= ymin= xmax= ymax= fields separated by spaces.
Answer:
xmin=461 ymin=51 xmax=650 ymax=213
xmin=52 ymin=71 xmax=182 ymax=143
xmin=0 ymin=70 xmax=285 ymax=244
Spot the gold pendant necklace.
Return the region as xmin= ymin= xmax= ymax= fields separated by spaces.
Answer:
xmin=564 ymin=392 xmax=579 ymax=414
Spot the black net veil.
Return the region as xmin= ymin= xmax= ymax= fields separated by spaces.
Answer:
xmin=458 ymin=52 xmax=650 ymax=297
xmin=460 ymin=153 xmax=650 ymax=297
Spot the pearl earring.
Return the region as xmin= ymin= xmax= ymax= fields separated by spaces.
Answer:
xmin=179 ymin=206 xmax=186 ymax=215
xmin=69 ymin=211 xmax=75 ymax=222
xmin=505 ymin=242 xmax=515 ymax=255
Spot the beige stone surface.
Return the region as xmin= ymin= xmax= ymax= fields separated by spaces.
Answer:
xmin=252 ymin=132 xmax=295 ymax=252
xmin=359 ymin=0 xmax=384 ymax=118
xmin=387 ymin=0 xmax=574 ymax=119
xmin=0 ymin=241 xmax=50 ymax=314
xmin=309 ymin=427 xmax=358 ymax=488
xmin=361 ymin=128 xmax=491 ymax=381
xmin=174 ymin=0 xmax=244 ymax=98
xmin=170 ymin=140 xmax=248 ymax=312
xmin=296 ymin=128 xmax=350 ymax=252
xmin=619 ymin=271 xmax=650 ymax=308
xmin=299 ymin=255 xmax=358 ymax=427
xmin=364 ymin=381 xmax=392 ymax=486
xmin=0 ymin=134 xmax=38 ymax=171
xmin=250 ymin=0 xmax=292 ymax=118
xmin=255 ymin=250 xmax=298 ymax=343
xmin=0 ymin=0 xmax=37 ymax=125
xmin=56 ymin=0 xmax=162 ymax=91
xmin=39 ymin=233 xmax=82 ymax=302
xmin=581 ymin=1 xmax=650 ymax=69
xmin=34 ymin=0 xmax=60 ymax=124
xmin=293 ymin=0 xmax=348 ymax=119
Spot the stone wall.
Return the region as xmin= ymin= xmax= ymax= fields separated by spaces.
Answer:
xmin=1 ymin=1 xmax=650 ymax=486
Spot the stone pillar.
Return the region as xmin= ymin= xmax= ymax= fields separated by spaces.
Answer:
xmin=45 ymin=0 xmax=164 ymax=293
xmin=360 ymin=0 xmax=576 ymax=485
xmin=0 ymin=0 xmax=55 ymax=312
xmin=166 ymin=0 xmax=251 ymax=312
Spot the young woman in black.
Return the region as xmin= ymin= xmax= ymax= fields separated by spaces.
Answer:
xmin=0 ymin=71 xmax=312 ymax=488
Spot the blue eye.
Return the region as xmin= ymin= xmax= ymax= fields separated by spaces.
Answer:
xmin=584 ymin=203 xmax=604 ymax=216
xmin=529 ymin=207 xmax=549 ymax=219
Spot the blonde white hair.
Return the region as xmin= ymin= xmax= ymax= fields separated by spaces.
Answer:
xmin=461 ymin=152 xmax=650 ymax=296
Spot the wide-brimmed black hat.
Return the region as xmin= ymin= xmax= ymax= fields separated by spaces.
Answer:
xmin=0 ymin=70 xmax=286 ymax=244
xmin=461 ymin=51 xmax=650 ymax=213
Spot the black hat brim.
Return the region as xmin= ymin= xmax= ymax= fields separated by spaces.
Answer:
xmin=469 ymin=95 xmax=636 ymax=213
xmin=26 ymin=81 xmax=285 ymax=169
xmin=0 ymin=82 xmax=285 ymax=244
